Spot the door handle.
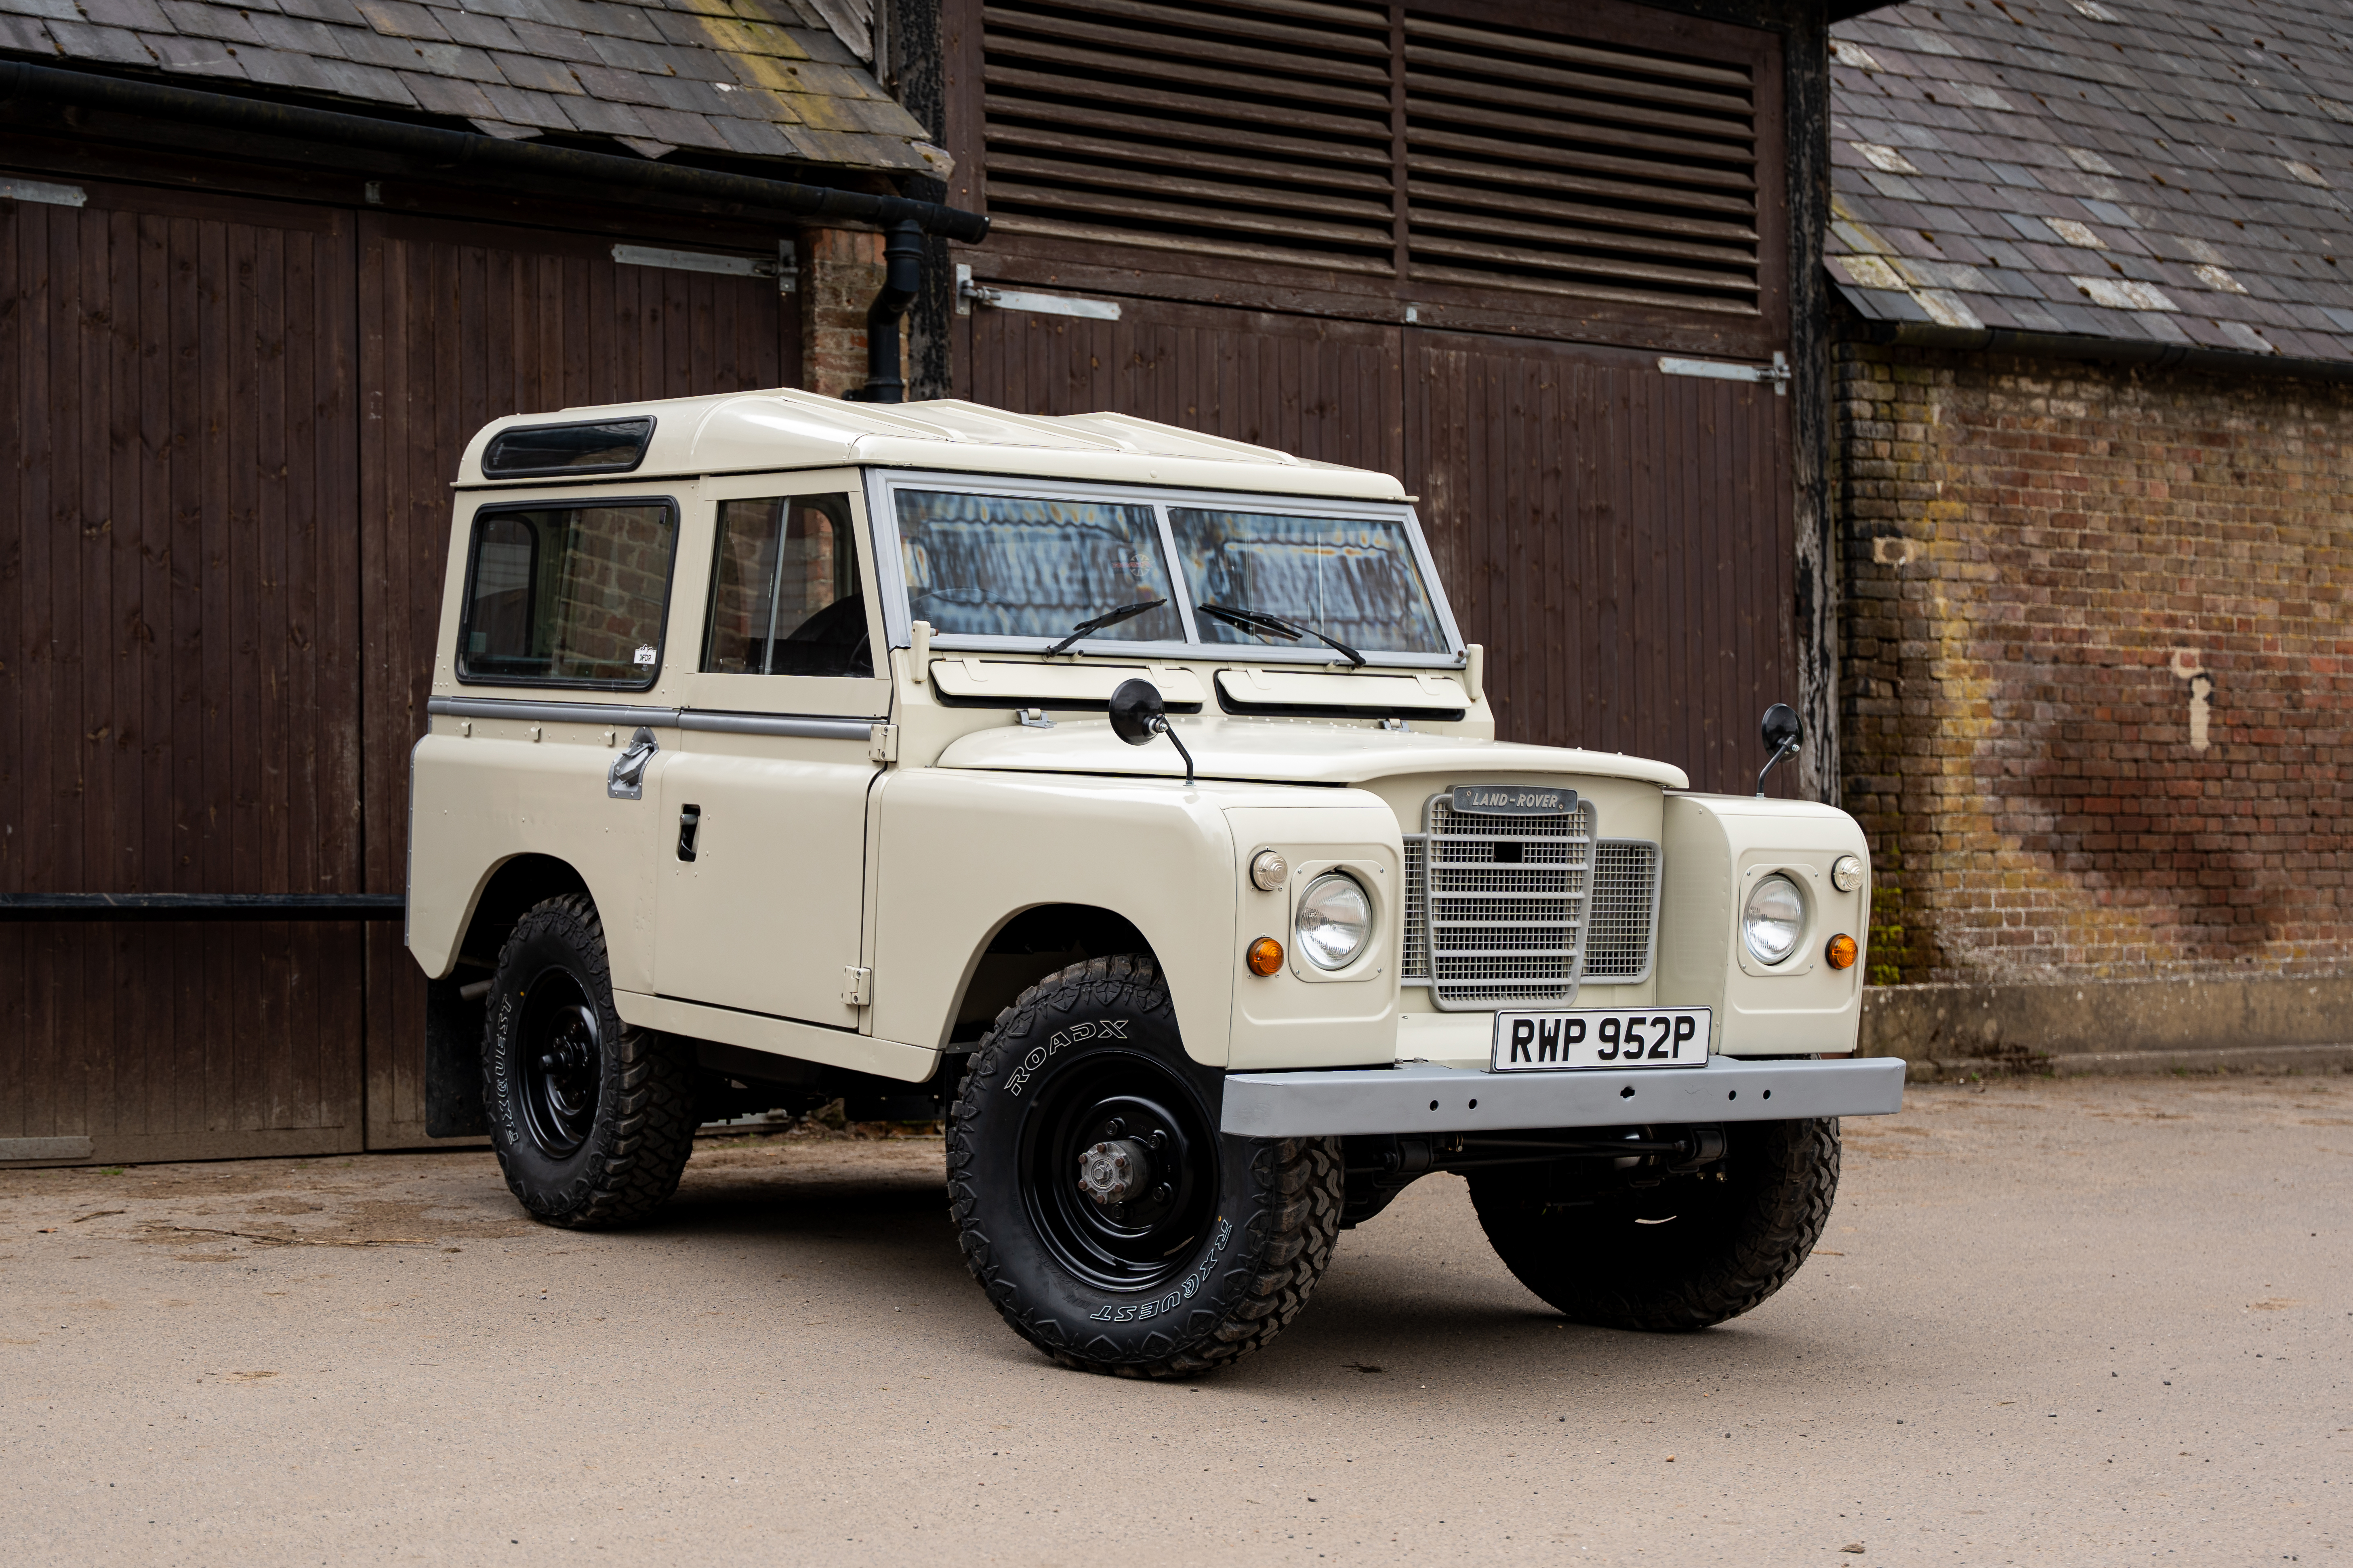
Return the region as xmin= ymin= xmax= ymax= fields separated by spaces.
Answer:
xmin=677 ymin=804 xmax=701 ymax=863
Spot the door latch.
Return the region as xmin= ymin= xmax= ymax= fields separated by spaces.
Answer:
xmin=607 ymin=726 xmax=658 ymax=799
xmin=841 ymin=966 xmax=873 ymax=1007
xmin=676 ymin=803 xmax=701 ymax=862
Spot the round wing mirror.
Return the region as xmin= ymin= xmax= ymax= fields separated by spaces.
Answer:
xmin=1760 ymin=702 xmax=1802 ymax=755
xmin=1108 ymin=679 xmax=1166 ymax=746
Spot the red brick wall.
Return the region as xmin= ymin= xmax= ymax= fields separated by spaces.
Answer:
xmin=1837 ymin=342 xmax=2353 ymax=985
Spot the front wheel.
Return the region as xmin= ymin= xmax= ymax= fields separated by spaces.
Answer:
xmin=948 ymin=955 xmax=1344 ymax=1377
xmin=1468 ymin=1116 xmax=1840 ymax=1331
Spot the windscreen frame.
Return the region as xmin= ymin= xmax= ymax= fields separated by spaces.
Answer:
xmin=864 ymin=469 xmax=1466 ymax=669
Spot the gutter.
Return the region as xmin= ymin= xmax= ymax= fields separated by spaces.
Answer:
xmin=0 ymin=59 xmax=990 ymax=243
xmin=1849 ymin=317 xmax=2353 ymax=387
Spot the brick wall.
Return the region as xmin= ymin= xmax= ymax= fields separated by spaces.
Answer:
xmin=799 ymin=227 xmax=908 ymax=400
xmin=1837 ymin=341 xmax=2353 ymax=986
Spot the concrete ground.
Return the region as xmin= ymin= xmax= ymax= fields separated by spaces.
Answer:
xmin=2 ymin=1074 xmax=2345 ymax=1567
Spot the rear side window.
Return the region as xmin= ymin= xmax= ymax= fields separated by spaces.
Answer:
xmin=704 ymin=494 xmax=871 ymax=678
xmin=458 ymin=501 xmax=678 ymax=688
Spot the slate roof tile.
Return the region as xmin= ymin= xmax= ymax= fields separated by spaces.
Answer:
xmin=8 ymin=0 xmax=934 ymax=174
xmin=1832 ymin=0 xmax=2353 ymax=363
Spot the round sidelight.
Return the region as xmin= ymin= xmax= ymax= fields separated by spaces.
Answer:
xmin=1831 ymin=853 xmax=1865 ymax=893
xmin=1295 ymin=873 xmax=1373 ymax=971
xmin=1251 ymin=849 xmax=1290 ymax=891
xmin=1742 ymin=874 xmax=1806 ymax=966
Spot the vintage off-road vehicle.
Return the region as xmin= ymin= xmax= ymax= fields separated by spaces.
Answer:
xmin=408 ymin=390 xmax=1903 ymax=1377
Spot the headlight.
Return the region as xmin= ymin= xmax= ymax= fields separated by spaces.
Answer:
xmin=1742 ymin=874 xmax=1806 ymax=965
xmin=1295 ymin=873 xmax=1372 ymax=970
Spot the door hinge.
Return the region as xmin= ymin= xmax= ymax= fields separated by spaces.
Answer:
xmin=868 ymin=723 xmax=899 ymax=763
xmin=956 ymin=264 xmax=1121 ymax=320
xmin=841 ymin=966 xmax=873 ymax=1007
xmin=1657 ymin=350 xmax=1791 ymax=396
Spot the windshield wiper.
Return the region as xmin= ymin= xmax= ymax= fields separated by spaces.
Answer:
xmin=1194 ymin=602 xmax=1366 ymax=668
xmin=1043 ymin=597 xmax=1167 ymax=657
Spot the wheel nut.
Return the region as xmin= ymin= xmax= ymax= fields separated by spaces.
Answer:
xmin=1075 ymin=1138 xmax=1152 ymax=1207
xmin=1151 ymin=1182 xmax=1173 ymax=1204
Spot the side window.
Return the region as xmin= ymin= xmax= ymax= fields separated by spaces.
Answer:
xmin=703 ymin=494 xmax=871 ymax=678
xmin=458 ymin=501 xmax=677 ymax=688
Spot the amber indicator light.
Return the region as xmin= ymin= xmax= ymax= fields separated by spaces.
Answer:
xmin=1246 ymin=935 xmax=1284 ymax=976
xmin=1825 ymin=933 xmax=1859 ymax=970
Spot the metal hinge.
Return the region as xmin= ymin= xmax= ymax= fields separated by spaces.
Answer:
xmin=1658 ymin=350 xmax=1791 ymax=396
xmin=841 ymin=966 xmax=873 ymax=1007
xmin=956 ymin=264 xmax=1121 ymax=320
xmin=868 ymin=723 xmax=899 ymax=763
xmin=613 ymin=241 xmax=797 ymax=294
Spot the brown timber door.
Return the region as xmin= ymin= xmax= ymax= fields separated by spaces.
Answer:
xmin=0 ymin=182 xmax=798 ymax=1164
xmin=952 ymin=0 xmax=1795 ymax=792
xmin=0 ymin=182 xmax=367 ymax=1164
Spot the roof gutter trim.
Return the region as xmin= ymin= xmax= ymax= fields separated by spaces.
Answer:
xmin=0 ymin=59 xmax=990 ymax=244
xmin=1848 ymin=317 xmax=2353 ymax=387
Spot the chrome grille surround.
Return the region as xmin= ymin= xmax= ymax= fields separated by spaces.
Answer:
xmin=1581 ymin=839 xmax=1662 ymax=984
xmin=1413 ymin=790 xmax=1594 ymax=1011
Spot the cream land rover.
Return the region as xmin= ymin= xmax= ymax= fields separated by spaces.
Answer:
xmin=408 ymin=389 xmax=1903 ymax=1378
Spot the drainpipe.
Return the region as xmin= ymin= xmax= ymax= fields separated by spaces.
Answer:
xmin=844 ymin=219 xmax=926 ymax=404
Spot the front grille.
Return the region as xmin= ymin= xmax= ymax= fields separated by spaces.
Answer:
xmin=1401 ymin=834 xmax=1430 ymax=982
xmin=1416 ymin=793 xmax=1594 ymax=1011
xmin=1582 ymin=839 xmax=1661 ymax=983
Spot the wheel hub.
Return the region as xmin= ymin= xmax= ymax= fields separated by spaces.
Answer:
xmin=516 ymin=969 xmax=602 ymax=1159
xmin=1076 ymin=1137 xmax=1152 ymax=1206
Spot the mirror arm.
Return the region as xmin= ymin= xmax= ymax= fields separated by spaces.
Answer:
xmin=1151 ymin=716 xmax=1196 ymax=786
xmin=1755 ymin=738 xmax=1798 ymax=797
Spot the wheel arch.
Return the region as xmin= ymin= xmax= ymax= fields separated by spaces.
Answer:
xmin=941 ymin=902 xmax=1159 ymax=1049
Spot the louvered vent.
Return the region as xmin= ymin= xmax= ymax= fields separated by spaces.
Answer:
xmin=1402 ymin=12 xmax=1760 ymax=313
xmin=981 ymin=0 xmax=1398 ymax=274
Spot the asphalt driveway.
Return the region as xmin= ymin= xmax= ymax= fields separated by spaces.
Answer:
xmin=2 ymin=1072 xmax=2345 ymax=1566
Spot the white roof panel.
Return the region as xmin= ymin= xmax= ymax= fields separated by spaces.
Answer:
xmin=456 ymin=389 xmax=1408 ymax=500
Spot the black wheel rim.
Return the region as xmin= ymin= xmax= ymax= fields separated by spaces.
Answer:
xmin=1017 ymin=1049 xmax=1218 ymax=1294
xmin=517 ymin=966 xmax=601 ymax=1159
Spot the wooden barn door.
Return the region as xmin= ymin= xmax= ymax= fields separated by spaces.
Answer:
xmin=953 ymin=0 xmax=1796 ymax=795
xmin=356 ymin=214 xmax=798 ymax=1148
xmin=1408 ymin=332 xmax=1794 ymax=793
xmin=0 ymin=182 xmax=367 ymax=1164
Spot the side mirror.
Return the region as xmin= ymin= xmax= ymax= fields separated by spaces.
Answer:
xmin=1756 ymin=702 xmax=1802 ymax=797
xmin=1109 ymin=677 xmax=1165 ymax=745
xmin=1109 ymin=678 xmax=1195 ymax=786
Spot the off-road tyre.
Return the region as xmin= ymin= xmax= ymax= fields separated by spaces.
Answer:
xmin=948 ymin=954 xmax=1344 ymax=1378
xmin=1468 ymin=1116 xmax=1840 ymax=1332
xmin=482 ymin=893 xmax=696 ymax=1229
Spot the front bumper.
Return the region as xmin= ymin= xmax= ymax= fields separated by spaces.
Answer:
xmin=1219 ymin=1055 xmax=1905 ymax=1137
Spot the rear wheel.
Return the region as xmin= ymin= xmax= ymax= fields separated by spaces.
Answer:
xmin=1468 ymin=1117 xmax=1840 ymax=1331
xmin=482 ymin=894 xmax=696 ymax=1229
xmin=948 ymin=955 xmax=1344 ymax=1377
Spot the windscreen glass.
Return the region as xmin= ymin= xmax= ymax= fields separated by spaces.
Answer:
xmin=892 ymin=490 xmax=1185 ymax=643
xmin=705 ymin=494 xmax=869 ymax=678
xmin=458 ymin=502 xmax=676 ymax=686
xmin=1167 ymin=508 xmax=1448 ymax=655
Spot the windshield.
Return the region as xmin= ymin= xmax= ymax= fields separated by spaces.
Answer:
xmin=1168 ymin=508 xmax=1448 ymax=656
xmin=893 ymin=490 xmax=1186 ymax=644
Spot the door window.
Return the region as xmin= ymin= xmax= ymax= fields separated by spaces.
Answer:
xmin=457 ymin=500 xmax=677 ymax=687
xmin=703 ymin=494 xmax=871 ymax=678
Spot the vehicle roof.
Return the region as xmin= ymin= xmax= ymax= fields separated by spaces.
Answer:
xmin=456 ymin=389 xmax=1411 ymax=500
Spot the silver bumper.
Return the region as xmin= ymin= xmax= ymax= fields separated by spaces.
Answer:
xmin=1219 ymin=1055 xmax=1906 ymax=1137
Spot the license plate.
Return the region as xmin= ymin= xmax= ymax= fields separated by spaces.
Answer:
xmin=1489 ymin=1008 xmax=1712 ymax=1072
